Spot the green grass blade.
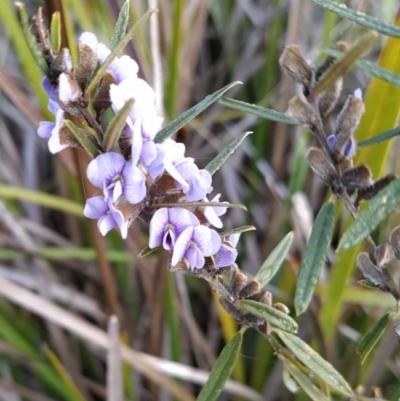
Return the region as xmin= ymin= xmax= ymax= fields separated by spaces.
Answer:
xmin=50 ymin=11 xmax=61 ymax=52
xmin=358 ymin=126 xmax=400 ymax=148
xmin=309 ymin=0 xmax=400 ymax=38
xmin=238 ymin=300 xmax=298 ymax=333
xmin=110 ymin=0 xmax=130 ymax=51
xmin=282 ymin=359 xmax=330 ymax=401
xmin=295 ymin=202 xmax=336 ymax=315
xmin=0 ymin=183 xmax=83 ymax=216
xmin=254 ymin=232 xmax=294 ymax=288
xmin=154 ymin=82 xmax=242 ymax=143
xmin=338 ymin=178 xmax=400 ymax=251
xmin=218 ymin=97 xmax=296 ymax=125
xmin=324 ymin=48 xmax=400 ymax=88
xmin=276 ymin=331 xmax=353 ymax=397
xmin=103 ymin=98 xmax=134 ymax=151
xmin=197 ymin=330 xmax=243 ymax=401
xmin=205 ymin=132 xmax=252 ymax=175
xmin=356 ymin=312 xmax=391 ymax=364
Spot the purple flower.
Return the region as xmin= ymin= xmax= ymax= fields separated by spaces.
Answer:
xmin=86 ymin=152 xmax=146 ymax=204
xmin=327 ymin=134 xmax=356 ymax=158
xmin=42 ymin=77 xmax=57 ymax=100
xmin=203 ymin=194 xmax=228 ymax=228
xmin=171 ymin=226 xmax=221 ymax=269
xmin=214 ymin=234 xmax=240 ymax=269
xmin=83 ymin=196 xmax=128 ymax=238
xmin=149 ymin=207 xmax=200 ymax=250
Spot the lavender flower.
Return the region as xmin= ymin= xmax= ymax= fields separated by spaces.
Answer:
xmin=149 ymin=207 xmax=200 ymax=250
xmin=202 ymin=194 xmax=228 ymax=228
xmin=171 ymin=225 xmax=221 ymax=269
xmin=86 ymin=152 xmax=146 ymax=204
xmin=215 ymin=234 xmax=240 ymax=269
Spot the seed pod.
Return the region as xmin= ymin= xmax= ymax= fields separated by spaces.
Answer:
xmin=355 ymin=174 xmax=396 ymax=206
xmin=341 ymin=164 xmax=373 ymax=189
xmin=316 ymin=77 xmax=343 ymax=118
xmin=238 ymin=280 xmax=261 ymax=300
xmin=374 ymin=244 xmax=394 ymax=268
xmin=74 ymin=43 xmax=98 ymax=89
xmin=274 ymin=303 xmax=290 ymax=315
xmin=389 ymin=226 xmax=400 ymax=254
xmin=306 ymin=147 xmax=337 ymax=184
xmin=260 ymin=291 xmax=272 ymax=306
xmin=357 ymin=252 xmax=389 ymax=292
xmin=286 ymin=96 xmax=316 ymax=125
xmin=231 ymin=267 xmax=248 ymax=299
xmin=279 ymin=45 xmax=312 ymax=87
xmin=31 ymin=8 xmax=53 ymax=63
xmin=51 ymin=48 xmax=73 ymax=75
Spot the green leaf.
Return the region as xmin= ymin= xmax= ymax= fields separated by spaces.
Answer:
xmin=338 ymin=178 xmax=400 ymax=250
xmin=309 ymin=0 xmax=400 ymax=38
xmin=15 ymin=3 xmax=49 ymax=76
xmin=254 ymin=232 xmax=294 ymax=288
xmin=218 ymin=97 xmax=297 ymax=125
xmin=205 ymin=132 xmax=252 ymax=175
xmin=324 ymin=48 xmax=400 ymax=88
xmin=295 ymin=202 xmax=336 ymax=315
xmin=358 ymin=126 xmax=400 ymax=149
xmin=281 ymin=359 xmax=330 ymax=401
xmin=86 ymin=8 xmax=156 ymax=95
xmin=138 ymin=246 xmax=158 ymax=258
xmin=64 ymin=121 xmax=100 ymax=159
xmin=197 ymin=330 xmax=243 ymax=401
xmin=277 ymin=331 xmax=353 ymax=397
xmin=154 ymin=82 xmax=242 ymax=143
xmin=103 ymin=98 xmax=134 ymax=151
xmin=50 ymin=12 xmax=61 ymax=52
xmin=238 ymin=300 xmax=298 ymax=333
xmin=110 ymin=0 xmax=130 ymax=51
xmin=356 ymin=312 xmax=391 ymax=364
xmin=219 ymin=225 xmax=256 ymax=238
xmin=309 ymin=30 xmax=378 ymax=100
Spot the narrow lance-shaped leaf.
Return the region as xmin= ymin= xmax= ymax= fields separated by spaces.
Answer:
xmin=276 ymin=330 xmax=353 ymax=397
xmin=238 ymin=300 xmax=298 ymax=333
xmin=138 ymin=246 xmax=158 ymax=258
xmin=254 ymin=232 xmax=294 ymax=288
xmin=309 ymin=0 xmax=400 ymax=38
xmin=219 ymin=225 xmax=256 ymax=238
xmin=152 ymin=201 xmax=247 ymax=211
xmin=324 ymin=48 xmax=400 ymax=88
xmin=205 ymin=131 xmax=252 ymax=175
xmin=356 ymin=312 xmax=391 ymax=364
xmin=197 ymin=330 xmax=243 ymax=401
xmin=218 ymin=97 xmax=297 ymax=124
xmin=86 ymin=8 xmax=156 ymax=95
xmin=110 ymin=0 xmax=130 ymax=51
xmin=50 ymin=12 xmax=61 ymax=52
xmin=15 ymin=2 xmax=49 ymax=75
xmin=154 ymin=81 xmax=242 ymax=143
xmin=281 ymin=358 xmax=330 ymax=401
xmin=338 ymin=178 xmax=400 ymax=250
xmin=64 ymin=120 xmax=100 ymax=159
xmin=309 ymin=30 xmax=378 ymax=100
xmin=295 ymin=202 xmax=335 ymax=315
xmin=103 ymin=98 xmax=134 ymax=151
xmin=358 ymin=126 xmax=400 ymax=149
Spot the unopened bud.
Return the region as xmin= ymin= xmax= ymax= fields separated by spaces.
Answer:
xmin=58 ymin=73 xmax=82 ymax=104
xmin=389 ymin=226 xmax=400 ymax=255
xmin=51 ymin=48 xmax=73 ymax=75
xmin=31 ymin=8 xmax=52 ymax=62
xmin=260 ymin=291 xmax=272 ymax=306
xmin=274 ymin=303 xmax=290 ymax=314
xmin=336 ymin=41 xmax=349 ymax=53
xmin=231 ymin=267 xmax=248 ymax=298
xmin=259 ymin=321 xmax=272 ymax=337
xmin=306 ymin=147 xmax=337 ymax=184
xmin=316 ymin=77 xmax=343 ymax=118
xmin=286 ymin=96 xmax=316 ymax=125
xmin=74 ymin=44 xmax=98 ymax=89
xmin=238 ymin=280 xmax=261 ymax=299
xmin=374 ymin=244 xmax=394 ymax=268
xmin=357 ymin=252 xmax=388 ymax=291
xmin=341 ymin=164 xmax=373 ymax=189
xmin=279 ymin=45 xmax=312 ymax=86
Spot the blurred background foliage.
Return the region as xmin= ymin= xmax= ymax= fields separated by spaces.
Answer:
xmin=0 ymin=0 xmax=400 ymax=400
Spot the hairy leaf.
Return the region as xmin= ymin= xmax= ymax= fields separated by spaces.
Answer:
xmin=309 ymin=0 xmax=400 ymax=38
xmin=356 ymin=312 xmax=391 ymax=364
xmin=50 ymin=12 xmax=61 ymax=52
xmin=64 ymin=120 xmax=100 ymax=159
xmin=239 ymin=300 xmax=298 ymax=333
xmin=338 ymin=178 xmax=400 ymax=250
xmin=110 ymin=0 xmax=130 ymax=51
xmin=277 ymin=331 xmax=353 ymax=396
xmin=255 ymin=232 xmax=294 ymax=288
xmin=154 ymin=82 xmax=242 ymax=143
xmin=358 ymin=126 xmax=400 ymax=148
xmin=205 ymin=131 xmax=252 ymax=175
xmin=295 ymin=202 xmax=335 ymax=315
xmin=197 ymin=330 xmax=243 ymax=401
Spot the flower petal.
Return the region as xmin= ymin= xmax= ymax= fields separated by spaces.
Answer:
xmin=86 ymin=152 xmax=126 ymax=189
xmin=83 ymin=196 xmax=109 ymax=219
xmin=149 ymin=208 xmax=170 ymax=248
xmin=122 ymin=163 xmax=146 ymax=204
xmin=37 ymin=121 xmax=54 ymax=139
xmin=172 ymin=226 xmax=194 ymax=266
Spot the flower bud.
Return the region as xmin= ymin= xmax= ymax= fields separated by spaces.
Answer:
xmin=374 ymin=244 xmax=394 ymax=268
xmin=31 ymin=8 xmax=53 ymax=63
xmin=279 ymin=45 xmax=312 ymax=86
xmin=260 ymin=291 xmax=272 ymax=306
xmin=316 ymin=77 xmax=343 ymax=118
xmin=274 ymin=303 xmax=290 ymax=315
xmin=231 ymin=267 xmax=248 ymax=299
xmin=238 ymin=280 xmax=261 ymax=300
xmin=341 ymin=164 xmax=373 ymax=189
xmin=306 ymin=147 xmax=337 ymax=184
xmin=74 ymin=43 xmax=98 ymax=89
xmin=286 ymin=96 xmax=316 ymax=125
xmin=51 ymin=48 xmax=73 ymax=75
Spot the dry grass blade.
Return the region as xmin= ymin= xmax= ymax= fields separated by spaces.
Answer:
xmin=107 ymin=316 xmax=123 ymax=401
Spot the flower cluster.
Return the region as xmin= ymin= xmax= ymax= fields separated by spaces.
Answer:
xmin=36 ymin=27 xmax=239 ymax=272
